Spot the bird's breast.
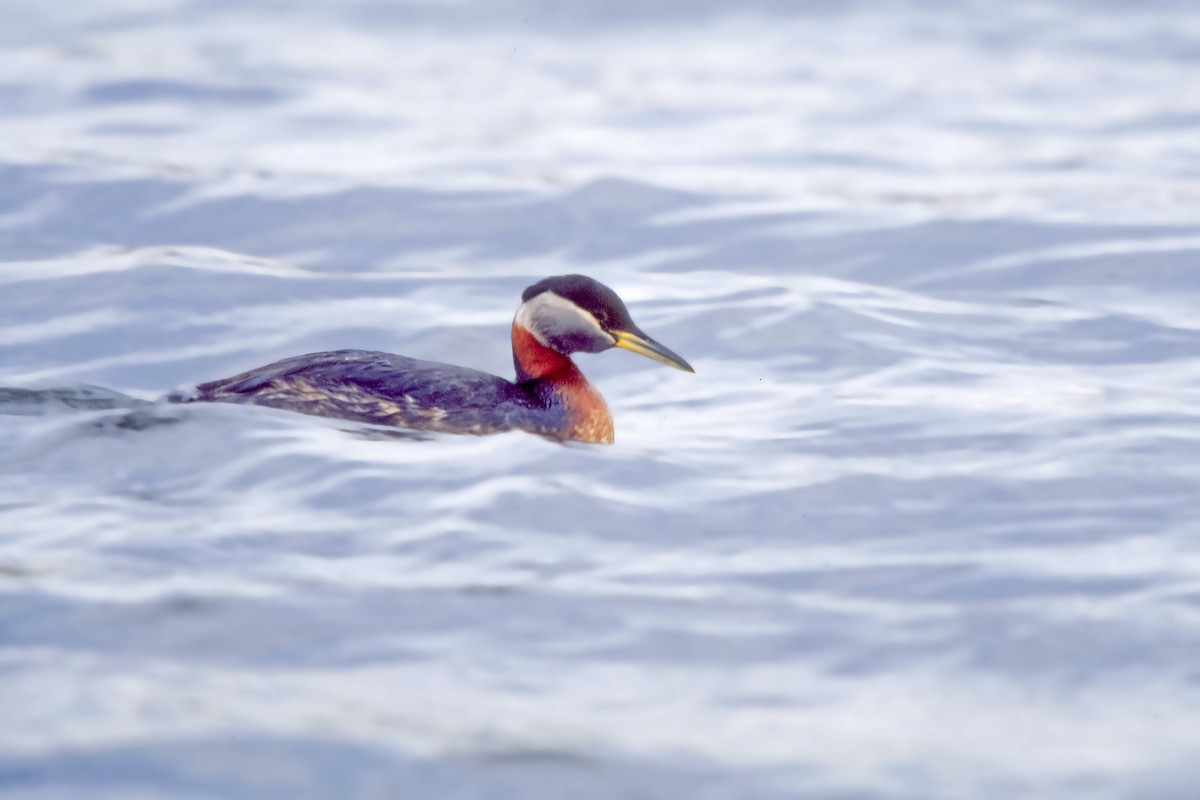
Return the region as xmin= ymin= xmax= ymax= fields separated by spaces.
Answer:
xmin=534 ymin=368 xmax=613 ymax=445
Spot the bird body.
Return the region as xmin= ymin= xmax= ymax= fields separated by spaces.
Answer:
xmin=180 ymin=275 xmax=691 ymax=444
xmin=191 ymin=347 xmax=612 ymax=442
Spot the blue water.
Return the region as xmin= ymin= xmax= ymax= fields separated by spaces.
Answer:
xmin=3 ymin=2 xmax=1200 ymax=798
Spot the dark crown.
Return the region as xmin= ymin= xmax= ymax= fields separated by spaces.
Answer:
xmin=522 ymin=274 xmax=637 ymax=332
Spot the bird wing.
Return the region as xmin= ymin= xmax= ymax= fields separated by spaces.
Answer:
xmin=194 ymin=349 xmax=552 ymax=434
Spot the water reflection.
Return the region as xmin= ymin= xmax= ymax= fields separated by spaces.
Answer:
xmin=3 ymin=1 xmax=1200 ymax=798
xmin=3 ymin=164 xmax=1199 ymax=797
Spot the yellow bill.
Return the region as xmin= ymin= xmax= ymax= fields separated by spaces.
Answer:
xmin=611 ymin=329 xmax=695 ymax=373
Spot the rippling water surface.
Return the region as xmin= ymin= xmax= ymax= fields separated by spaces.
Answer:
xmin=3 ymin=2 xmax=1200 ymax=798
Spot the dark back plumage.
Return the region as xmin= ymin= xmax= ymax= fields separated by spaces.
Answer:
xmin=191 ymin=349 xmax=572 ymax=436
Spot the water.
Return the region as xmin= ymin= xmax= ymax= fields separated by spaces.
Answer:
xmin=3 ymin=2 xmax=1200 ymax=798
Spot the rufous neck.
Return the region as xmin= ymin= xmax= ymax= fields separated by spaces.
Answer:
xmin=511 ymin=321 xmax=613 ymax=443
xmin=512 ymin=322 xmax=575 ymax=382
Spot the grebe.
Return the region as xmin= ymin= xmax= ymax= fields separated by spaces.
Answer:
xmin=177 ymin=274 xmax=693 ymax=444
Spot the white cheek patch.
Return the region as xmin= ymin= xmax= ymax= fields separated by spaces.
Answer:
xmin=514 ymin=291 xmax=613 ymax=349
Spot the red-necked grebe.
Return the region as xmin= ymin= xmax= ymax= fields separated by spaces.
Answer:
xmin=177 ymin=274 xmax=693 ymax=444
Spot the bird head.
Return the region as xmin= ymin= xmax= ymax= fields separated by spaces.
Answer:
xmin=514 ymin=274 xmax=694 ymax=373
